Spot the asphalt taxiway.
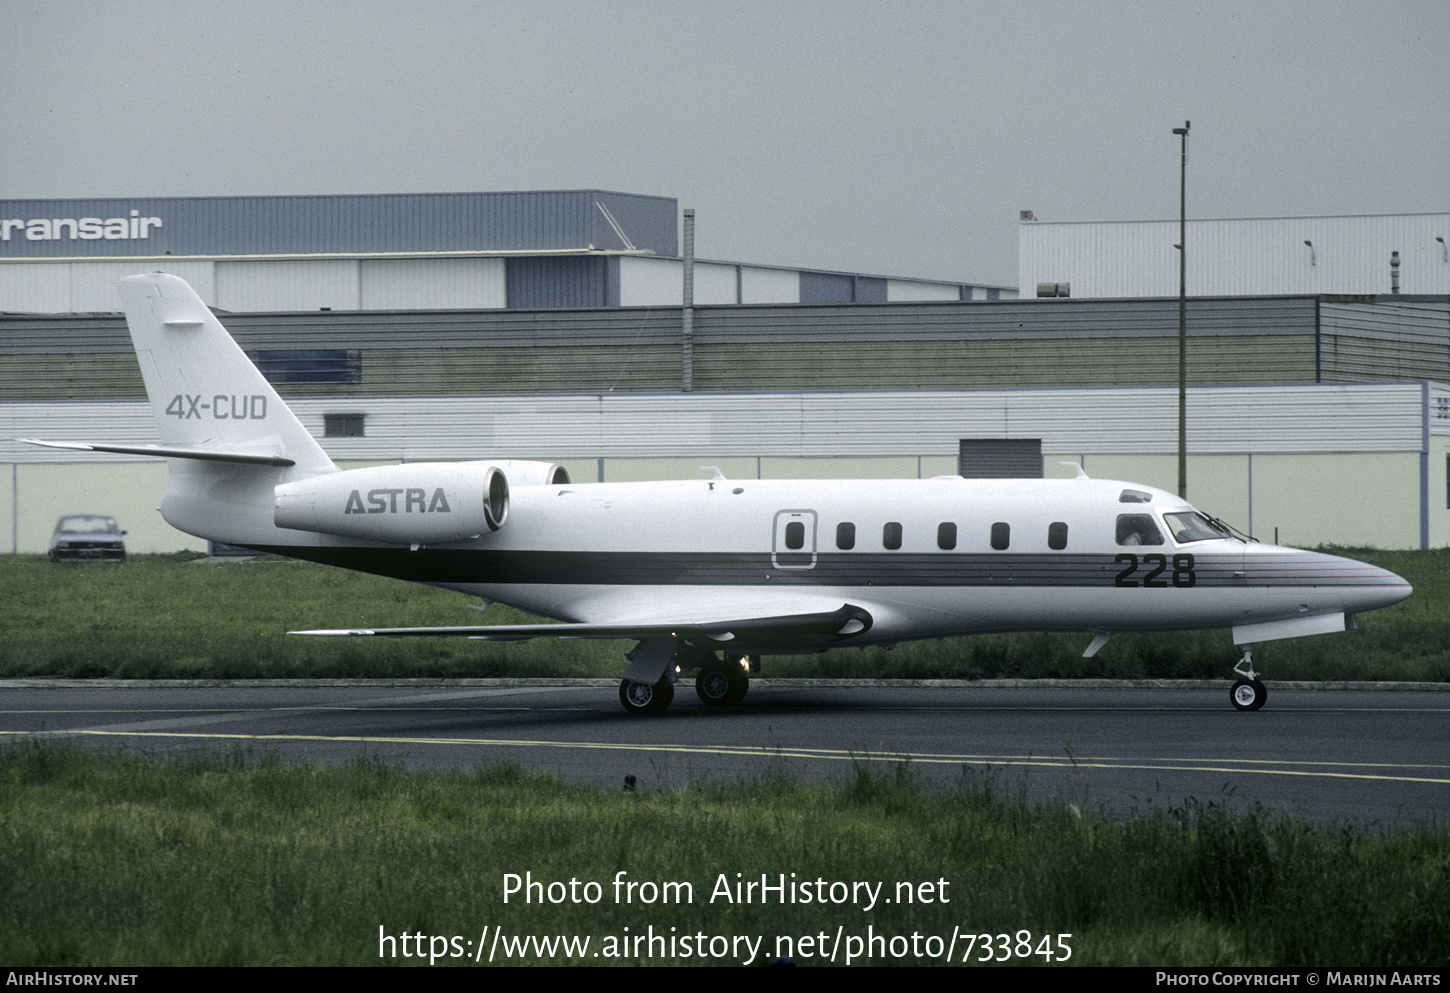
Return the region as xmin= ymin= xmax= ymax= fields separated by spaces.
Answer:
xmin=2 ymin=680 xmax=1446 ymax=826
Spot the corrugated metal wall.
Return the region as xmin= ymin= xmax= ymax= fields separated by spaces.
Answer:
xmin=959 ymin=439 xmax=1043 ymax=478
xmin=8 ymin=295 xmax=1448 ymax=400
xmin=0 ymin=191 xmax=679 ymax=259
xmin=3 ymin=383 xmax=1434 ymax=467
xmin=505 ymin=256 xmax=616 ymax=308
xmin=1320 ymin=299 xmax=1450 ymax=383
xmin=1021 ymin=214 xmax=1450 ymax=298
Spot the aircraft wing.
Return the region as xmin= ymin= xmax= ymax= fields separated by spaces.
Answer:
xmin=292 ymin=603 xmax=873 ymax=652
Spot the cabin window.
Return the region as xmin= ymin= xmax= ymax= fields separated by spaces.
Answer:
xmin=937 ymin=522 xmax=957 ymax=550
xmin=990 ymin=522 xmax=1010 ymax=550
xmin=784 ymin=521 xmax=805 ymax=550
xmin=836 ymin=522 xmax=856 ymax=550
xmin=883 ymin=522 xmax=903 ymax=550
xmin=1048 ymin=521 xmax=1068 ymax=550
xmin=1116 ymin=514 xmax=1164 ymax=546
xmin=1119 ymin=489 xmax=1153 ymax=504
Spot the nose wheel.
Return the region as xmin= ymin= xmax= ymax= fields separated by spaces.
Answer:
xmin=1230 ymin=645 xmax=1268 ymax=711
xmin=1230 ymin=677 xmax=1267 ymax=711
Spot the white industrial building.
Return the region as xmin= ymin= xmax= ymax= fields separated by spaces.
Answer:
xmin=1020 ymin=212 xmax=1450 ymax=298
xmin=4 ymin=194 xmax=1448 ymax=553
xmin=6 ymin=381 xmax=1448 ymax=554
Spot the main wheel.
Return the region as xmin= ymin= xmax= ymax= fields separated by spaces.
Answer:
xmin=1230 ymin=678 xmax=1267 ymax=711
xmin=696 ymin=665 xmax=749 ymax=706
xmin=696 ymin=668 xmax=733 ymax=706
xmin=620 ymin=677 xmax=674 ymax=715
xmin=722 ymin=664 xmax=749 ymax=705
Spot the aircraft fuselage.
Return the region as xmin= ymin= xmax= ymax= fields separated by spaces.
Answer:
xmin=228 ymin=474 xmax=1408 ymax=651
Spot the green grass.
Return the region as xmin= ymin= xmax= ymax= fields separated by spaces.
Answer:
xmin=0 ymin=554 xmax=628 ymax=679
xmin=0 ymin=547 xmax=1445 ymax=682
xmin=1 ymin=742 xmax=1446 ymax=967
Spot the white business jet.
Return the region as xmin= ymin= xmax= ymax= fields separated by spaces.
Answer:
xmin=24 ymin=274 xmax=1411 ymax=714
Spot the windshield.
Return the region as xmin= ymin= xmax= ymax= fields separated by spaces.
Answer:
xmin=58 ymin=516 xmax=118 ymax=534
xmin=1163 ymin=511 xmax=1238 ymax=543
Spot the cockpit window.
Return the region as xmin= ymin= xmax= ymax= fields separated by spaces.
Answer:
xmin=1163 ymin=511 xmax=1235 ymax=543
xmin=1118 ymin=489 xmax=1153 ymax=504
xmin=1116 ymin=514 xmax=1163 ymax=546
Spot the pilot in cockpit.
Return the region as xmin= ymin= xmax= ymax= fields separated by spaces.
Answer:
xmin=1116 ymin=514 xmax=1164 ymax=546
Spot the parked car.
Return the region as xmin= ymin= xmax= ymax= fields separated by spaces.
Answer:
xmin=48 ymin=514 xmax=126 ymax=563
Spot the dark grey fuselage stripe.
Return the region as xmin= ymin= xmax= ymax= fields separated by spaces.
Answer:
xmin=247 ymin=546 xmax=1397 ymax=590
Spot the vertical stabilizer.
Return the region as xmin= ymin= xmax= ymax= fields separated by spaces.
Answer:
xmin=119 ymin=273 xmax=335 ymax=476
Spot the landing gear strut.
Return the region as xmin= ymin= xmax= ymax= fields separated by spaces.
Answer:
xmin=1229 ymin=643 xmax=1267 ymax=711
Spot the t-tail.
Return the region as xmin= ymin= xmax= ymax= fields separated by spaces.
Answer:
xmin=119 ymin=273 xmax=336 ymax=476
xmin=23 ymin=273 xmax=564 ymax=550
xmin=25 ymin=273 xmax=338 ymax=546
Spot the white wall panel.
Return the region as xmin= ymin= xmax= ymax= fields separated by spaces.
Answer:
xmin=5 ymin=382 xmax=1437 ymax=549
xmin=215 ymin=259 xmax=360 ymax=312
xmin=887 ymin=279 xmax=960 ymax=302
xmin=1021 ymin=214 xmax=1450 ymax=298
xmin=620 ymin=258 xmax=800 ymax=306
xmin=5 ymin=383 xmax=1428 ymax=467
xmin=694 ymin=263 xmax=742 ymax=304
xmin=739 ymin=266 xmax=799 ymax=304
xmin=359 ymin=258 xmax=505 ymax=309
xmin=0 ymin=265 xmax=70 ymax=312
xmin=619 ymin=256 xmax=682 ymax=306
xmin=67 ymin=261 xmax=215 ymax=311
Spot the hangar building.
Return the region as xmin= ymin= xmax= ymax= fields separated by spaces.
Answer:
xmin=0 ymin=191 xmax=1009 ymax=312
xmin=1020 ymin=212 xmax=1450 ymax=298
xmin=2 ymin=194 xmax=1447 ymax=553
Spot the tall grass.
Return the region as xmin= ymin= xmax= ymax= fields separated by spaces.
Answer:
xmin=1 ymin=742 xmax=1445 ymax=966
xmin=1 ymin=548 xmax=1445 ymax=682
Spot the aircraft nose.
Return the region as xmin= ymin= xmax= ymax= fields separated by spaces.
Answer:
xmin=1244 ymin=546 xmax=1412 ymax=614
xmin=1363 ymin=563 xmax=1412 ymax=611
xmin=1314 ymin=550 xmax=1412 ymax=612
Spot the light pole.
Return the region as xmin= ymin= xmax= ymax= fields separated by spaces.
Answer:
xmin=1173 ymin=121 xmax=1190 ymax=500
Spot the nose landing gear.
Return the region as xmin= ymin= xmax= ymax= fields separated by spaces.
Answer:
xmin=1229 ymin=644 xmax=1267 ymax=711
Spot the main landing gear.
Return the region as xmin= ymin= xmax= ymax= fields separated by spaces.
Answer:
xmin=619 ymin=676 xmax=673 ymax=715
xmin=694 ymin=660 xmax=751 ymax=707
xmin=1229 ymin=643 xmax=1268 ymax=711
xmin=617 ymin=639 xmax=757 ymax=715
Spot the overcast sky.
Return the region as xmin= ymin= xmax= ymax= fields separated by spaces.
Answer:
xmin=3 ymin=0 xmax=1446 ymax=287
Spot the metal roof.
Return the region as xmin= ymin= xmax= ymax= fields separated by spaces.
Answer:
xmin=0 ymin=191 xmax=678 ymax=259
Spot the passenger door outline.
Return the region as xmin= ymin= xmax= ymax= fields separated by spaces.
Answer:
xmin=771 ymin=509 xmax=818 ymax=569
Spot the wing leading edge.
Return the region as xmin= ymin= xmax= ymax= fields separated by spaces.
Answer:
xmin=292 ymin=603 xmax=873 ymax=652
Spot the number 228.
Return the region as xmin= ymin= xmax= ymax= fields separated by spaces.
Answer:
xmin=1114 ymin=553 xmax=1195 ymax=587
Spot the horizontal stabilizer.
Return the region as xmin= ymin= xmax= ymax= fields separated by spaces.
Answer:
xmin=292 ymin=604 xmax=874 ymax=651
xmin=20 ymin=438 xmax=295 ymax=467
